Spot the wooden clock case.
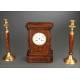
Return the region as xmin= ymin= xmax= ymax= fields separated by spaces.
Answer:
xmin=26 ymin=22 xmax=53 ymax=63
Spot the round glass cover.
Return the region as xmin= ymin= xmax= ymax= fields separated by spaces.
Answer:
xmin=32 ymin=32 xmax=46 ymax=45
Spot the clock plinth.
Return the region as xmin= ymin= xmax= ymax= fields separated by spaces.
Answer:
xmin=27 ymin=50 xmax=53 ymax=63
xmin=26 ymin=22 xmax=53 ymax=63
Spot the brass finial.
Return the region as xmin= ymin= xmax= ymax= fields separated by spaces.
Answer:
xmin=69 ymin=20 xmax=76 ymax=29
xmin=3 ymin=17 xmax=9 ymax=27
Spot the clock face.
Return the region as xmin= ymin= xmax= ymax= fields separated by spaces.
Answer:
xmin=32 ymin=32 xmax=46 ymax=46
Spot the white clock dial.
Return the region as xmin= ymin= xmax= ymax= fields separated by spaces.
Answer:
xmin=32 ymin=32 xmax=46 ymax=45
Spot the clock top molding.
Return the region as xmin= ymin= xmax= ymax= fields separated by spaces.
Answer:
xmin=26 ymin=22 xmax=53 ymax=30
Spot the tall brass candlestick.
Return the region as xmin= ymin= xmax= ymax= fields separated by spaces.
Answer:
xmin=3 ymin=17 xmax=15 ymax=61
xmin=64 ymin=20 xmax=77 ymax=64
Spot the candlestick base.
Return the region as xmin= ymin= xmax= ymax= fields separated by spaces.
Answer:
xmin=64 ymin=54 xmax=77 ymax=64
xmin=3 ymin=52 xmax=15 ymax=62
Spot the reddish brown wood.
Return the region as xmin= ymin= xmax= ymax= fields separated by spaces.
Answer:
xmin=5 ymin=31 xmax=11 ymax=52
xmin=26 ymin=22 xmax=53 ymax=63
xmin=69 ymin=31 xmax=74 ymax=54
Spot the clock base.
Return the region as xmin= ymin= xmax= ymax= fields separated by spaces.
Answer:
xmin=27 ymin=50 xmax=53 ymax=63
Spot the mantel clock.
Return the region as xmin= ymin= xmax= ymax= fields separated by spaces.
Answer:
xmin=26 ymin=22 xmax=53 ymax=63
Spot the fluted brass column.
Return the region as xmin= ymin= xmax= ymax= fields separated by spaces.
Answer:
xmin=64 ymin=20 xmax=77 ymax=64
xmin=3 ymin=17 xmax=15 ymax=61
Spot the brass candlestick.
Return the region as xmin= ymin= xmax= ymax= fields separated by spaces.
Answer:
xmin=3 ymin=17 xmax=15 ymax=61
xmin=64 ymin=20 xmax=77 ymax=64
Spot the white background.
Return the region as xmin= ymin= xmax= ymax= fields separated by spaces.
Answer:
xmin=0 ymin=0 xmax=80 ymax=80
